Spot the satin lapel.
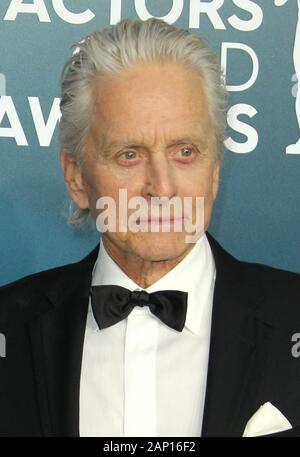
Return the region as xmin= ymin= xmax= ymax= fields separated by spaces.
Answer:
xmin=28 ymin=245 xmax=99 ymax=437
xmin=201 ymin=234 xmax=274 ymax=437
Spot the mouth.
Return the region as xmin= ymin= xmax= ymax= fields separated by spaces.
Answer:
xmin=138 ymin=217 xmax=184 ymax=224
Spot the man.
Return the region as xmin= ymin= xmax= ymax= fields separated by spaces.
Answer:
xmin=0 ymin=18 xmax=300 ymax=437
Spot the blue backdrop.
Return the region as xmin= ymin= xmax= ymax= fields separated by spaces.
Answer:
xmin=0 ymin=0 xmax=299 ymax=286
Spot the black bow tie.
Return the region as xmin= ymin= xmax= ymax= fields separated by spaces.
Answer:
xmin=90 ymin=285 xmax=188 ymax=332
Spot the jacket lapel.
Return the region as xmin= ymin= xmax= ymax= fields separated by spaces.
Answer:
xmin=28 ymin=245 xmax=99 ymax=436
xmin=202 ymin=234 xmax=276 ymax=436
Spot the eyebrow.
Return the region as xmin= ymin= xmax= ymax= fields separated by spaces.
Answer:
xmin=167 ymin=137 xmax=207 ymax=148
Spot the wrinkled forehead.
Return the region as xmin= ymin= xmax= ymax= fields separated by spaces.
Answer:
xmin=87 ymin=61 xmax=214 ymax=150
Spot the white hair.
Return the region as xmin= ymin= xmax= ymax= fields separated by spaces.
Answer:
xmin=58 ymin=18 xmax=228 ymax=226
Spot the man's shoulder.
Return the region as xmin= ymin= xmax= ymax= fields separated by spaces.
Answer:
xmin=0 ymin=244 xmax=99 ymax=316
xmin=207 ymin=233 xmax=300 ymax=324
xmin=234 ymin=248 xmax=300 ymax=301
xmin=242 ymin=259 xmax=300 ymax=312
xmin=248 ymin=259 xmax=300 ymax=321
xmin=237 ymin=253 xmax=300 ymax=284
xmin=208 ymin=232 xmax=300 ymax=285
xmin=248 ymin=259 xmax=300 ymax=284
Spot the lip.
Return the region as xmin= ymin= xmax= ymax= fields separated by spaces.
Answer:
xmin=139 ymin=217 xmax=183 ymax=224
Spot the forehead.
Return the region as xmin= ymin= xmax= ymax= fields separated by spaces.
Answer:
xmin=89 ymin=62 xmax=212 ymax=146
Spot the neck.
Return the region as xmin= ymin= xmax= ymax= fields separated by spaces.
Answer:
xmin=101 ymin=237 xmax=194 ymax=289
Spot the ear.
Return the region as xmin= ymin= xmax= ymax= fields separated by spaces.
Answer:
xmin=60 ymin=150 xmax=89 ymax=209
xmin=212 ymin=162 xmax=220 ymax=200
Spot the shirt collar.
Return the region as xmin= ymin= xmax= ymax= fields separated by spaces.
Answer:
xmin=91 ymin=234 xmax=215 ymax=335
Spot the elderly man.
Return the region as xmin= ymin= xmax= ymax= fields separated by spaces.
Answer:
xmin=0 ymin=19 xmax=300 ymax=438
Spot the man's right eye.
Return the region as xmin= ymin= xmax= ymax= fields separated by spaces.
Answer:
xmin=121 ymin=150 xmax=137 ymax=160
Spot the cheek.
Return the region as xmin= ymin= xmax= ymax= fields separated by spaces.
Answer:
xmin=181 ymin=168 xmax=215 ymax=199
xmin=84 ymin=167 xmax=116 ymax=198
xmin=84 ymin=169 xmax=143 ymax=220
xmin=95 ymin=170 xmax=145 ymax=203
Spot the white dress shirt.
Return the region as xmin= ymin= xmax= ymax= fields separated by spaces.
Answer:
xmin=79 ymin=234 xmax=216 ymax=437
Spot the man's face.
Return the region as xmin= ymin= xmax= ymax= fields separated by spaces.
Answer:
xmin=63 ymin=61 xmax=219 ymax=263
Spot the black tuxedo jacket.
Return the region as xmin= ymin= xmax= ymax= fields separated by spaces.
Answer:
xmin=0 ymin=233 xmax=300 ymax=437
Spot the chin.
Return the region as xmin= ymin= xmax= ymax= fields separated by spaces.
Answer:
xmin=127 ymin=232 xmax=195 ymax=262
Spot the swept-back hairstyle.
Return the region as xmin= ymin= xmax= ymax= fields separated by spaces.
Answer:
xmin=59 ymin=18 xmax=227 ymax=225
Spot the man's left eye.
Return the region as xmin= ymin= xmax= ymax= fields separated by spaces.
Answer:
xmin=178 ymin=147 xmax=193 ymax=157
xmin=122 ymin=150 xmax=137 ymax=159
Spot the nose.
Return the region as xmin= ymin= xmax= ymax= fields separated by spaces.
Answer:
xmin=142 ymin=153 xmax=177 ymax=200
